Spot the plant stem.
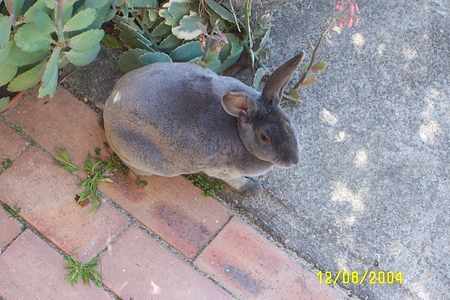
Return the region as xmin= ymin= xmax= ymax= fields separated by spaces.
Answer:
xmin=4 ymin=0 xmax=15 ymax=21
xmin=131 ymin=12 xmax=157 ymax=46
xmin=57 ymin=0 xmax=65 ymax=43
xmin=294 ymin=17 xmax=336 ymax=89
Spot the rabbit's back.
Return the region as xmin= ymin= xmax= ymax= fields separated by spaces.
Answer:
xmin=104 ymin=63 xmax=260 ymax=176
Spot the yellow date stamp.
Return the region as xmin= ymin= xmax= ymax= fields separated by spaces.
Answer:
xmin=317 ymin=270 xmax=403 ymax=285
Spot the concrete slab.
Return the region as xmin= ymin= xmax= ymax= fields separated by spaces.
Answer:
xmin=58 ymin=0 xmax=450 ymax=298
xmin=228 ymin=0 xmax=450 ymax=298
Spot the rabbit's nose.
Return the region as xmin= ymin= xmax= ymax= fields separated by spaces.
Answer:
xmin=289 ymin=150 xmax=300 ymax=165
xmin=279 ymin=149 xmax=300 ymax=167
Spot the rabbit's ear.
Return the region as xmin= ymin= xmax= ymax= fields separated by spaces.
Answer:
xmin=262 ymin=51 xmax=305 ymax=106
xmin=221 ymin=91 xmax=259 ymax=123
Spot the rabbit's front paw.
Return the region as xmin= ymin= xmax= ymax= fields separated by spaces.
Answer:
xmin=238 ymin=178 xmax=263 ymax=198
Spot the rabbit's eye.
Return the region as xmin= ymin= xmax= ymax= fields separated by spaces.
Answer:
xmin=260 ymin=133 xmax=269 ymax=143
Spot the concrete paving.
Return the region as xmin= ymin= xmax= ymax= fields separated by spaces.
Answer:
xmin=60 ymin=0 xmax=450 ymax=299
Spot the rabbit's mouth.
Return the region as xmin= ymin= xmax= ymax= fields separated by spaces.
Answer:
xmin=273 ymin=151 xmax=300 ymax=168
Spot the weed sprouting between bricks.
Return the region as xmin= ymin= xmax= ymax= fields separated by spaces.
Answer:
xmin=186 ymin=174 xmax=223 ymax=197
xmin=55 ymin=146 xmax=151 ymax=212
xmin=55 ymin=147 xmax=121 ymax=213
xmin=64 ymin=253 xmax=103 ymax=287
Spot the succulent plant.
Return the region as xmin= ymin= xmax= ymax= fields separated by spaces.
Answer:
xmin=0 ymin=0 xmax=114 ymax=103
xmin=112 ymin=0 xmax=246 ymax=73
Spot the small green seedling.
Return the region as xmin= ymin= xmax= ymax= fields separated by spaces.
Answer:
xmin=13 ymin=124 xmax=21 ymax=132
xmin=136 ymin=178 xmax=148 ymax=187
xmin=64 ymin=253 xmax=102 ymax=287
xmin=2 ymin=203 xmax=27 ymax=229
xmin=55 ymin=148 xmax=114 ymax=213
xmin=2 ymin=203 xmax=21 ymax=219
xmin=2 ymin=158 xmax=13 ymax=170
xmin=186 ymin=174 xmax=222 ymax=197
xmin=76 ymin=93 xmax=85 ymax=101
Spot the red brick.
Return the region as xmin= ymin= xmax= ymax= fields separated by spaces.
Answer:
xmin=0 ymin=147 xmax=129 ymax=262
xmin=0 ymin=230 xmax=112 ymax=299
xmin=101 ymin=226 xmax=232 ymax=299
xmin=100 ymin=173 xmax=230 ymax=259
xmin=195 ymin=217 xmax=344 ymax=300
xmin=0 ymin=206 xmax=22 ymax=249
xmin=0 ymin=121 xmax=28 ymax=160
xmin=4 ymin=85 xmax=106 ymax=167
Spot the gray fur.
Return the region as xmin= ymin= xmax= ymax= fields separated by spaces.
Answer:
xmin=104 ymin=52 xmax=305 ymax=197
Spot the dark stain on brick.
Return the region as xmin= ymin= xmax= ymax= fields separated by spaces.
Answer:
xmin=221 ymin=264 xmax=262 ymax=296
xmin=155 ymin=204 xmax=211 ymax=256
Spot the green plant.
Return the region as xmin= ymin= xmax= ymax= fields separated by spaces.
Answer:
xmin=186 ymin=174 xmax=222 ymax=197
xmin=0 ymin=0 xmax=115 ymax=105
xmin=64 ymin=253 xmax=102 ymax=287
xmin=13 ymin=123 xmax=21 ymax=132
xmin=2 ymin=203 xmax=21 ymax=219
xmin=113 ymin=0 xmax=250 ymax=73
xmin=2 ymin=203 xmax=27 ymax=229
xmin=55 ymin=147 xmax=115 ymax=212
xmin=1 ymin=157 xmax=12 ymax=169
xmin=136 ymin=178 xmax=148 ymax=187
xmin=283 ymin=0 xmax=360 ymax=101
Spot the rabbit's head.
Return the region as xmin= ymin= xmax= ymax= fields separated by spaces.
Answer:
xmin=221 ymin=52 xmax=305 ymax=168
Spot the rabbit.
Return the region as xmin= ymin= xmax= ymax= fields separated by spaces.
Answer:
xmin=103 ymin=51 xmax=305 ymax=197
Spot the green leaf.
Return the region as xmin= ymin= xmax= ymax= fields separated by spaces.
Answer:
xmin=63 ymin=8 xmax=96 ymax=32
xmin=256 ymin=23 xmax=271 ymax=53
xmin=158 ymin=34 xmax=182 ymax=53
xmin=311 ymin=61 xmax=327 ymax=73
xmin=203 ymin=49 xmax=219 ymax=64
xmin=206 ymin=60 xmax=221 ymax=73
xmin=117 ymin=22 xmax=152 ymax=50
xmin=101 ymin=34 xmax=121 ymax=49
xmin=298 ymin=77 xmax=318 ymax=90
xmin=169 ymin=41 xmax=202 ymax=62
xmin=204 ymin=0 xmax=235 ymax=23
xmin=38 ymin=46 xmax=61 ymax=98
xmin=58 ymin=148 xmax=72 ymax=164
xmin=85 ymin=0 xmax=112 ymax=9
xmin=138 ymin=52 xmax=172 ymax=67
xmin=58 ymin=54 xmax=70 ymax=69
xmin=243 ymin=2 xmax=252 ymax=49
xmin=59 ymin=1 xmax=76 ymax=27
xmin=151 ymin=22 xmax=172 ymax=39
xmin=159 ymin=0 xmax=190 ymax=27
xmin=8 ymin=60 xmax=46 ymax=92
xmin=0 ymin=14 xmax=12 ymax=48
xmin=35 ymin=11 xmax=56 ymax=35
xmin=0 ymin=41 xmax=13 ymax=66
xmin=65 ymin=43 xmax=101 ymax=66
xmin=14 ymin=24 xmax=52 ymax=53
xmin=207 ymin=11 xmax=228 ymax=32
xmin=69 ymin=29 xmax=104 ymax=51
xmin=98 ymin=178 xmax=113 ymax=183
xmin=12 ymin=0 xmax=26 ymax=17
xmin=288 ymin=88 xmax=300 ymax=100
xmin=43 ymin=0 xmax=57 ymax=9
xmin=253 ymin=68 xmax=265 ymax=89
xmin=0 ymin=97 xmax=10 ymax=110
xmin=6 ymin=42 xmax=50 ymax=67
xmin=126 ymin=0 xmax=157 ymax=7
xmin=172 ymin=12 xmax=207 ymax=40
xmin=216 ymin=39 xmax=243 ymax=73
xmin=148 ymin=10 xmax=159 ymax=22
xmin=0 ymin=63 xmax=18 ymax=87
xmin=24 ymin=1 xmax=50 ymax=23
xmin=118 ymin=48 xmax=148 ymax=72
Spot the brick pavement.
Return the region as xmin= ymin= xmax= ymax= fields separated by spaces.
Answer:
xmin=0 ymin=86 xmax=344 ymax=299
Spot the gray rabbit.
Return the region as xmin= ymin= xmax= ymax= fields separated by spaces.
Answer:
xmin=104 ymin=51 xmax=305 ymax=197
